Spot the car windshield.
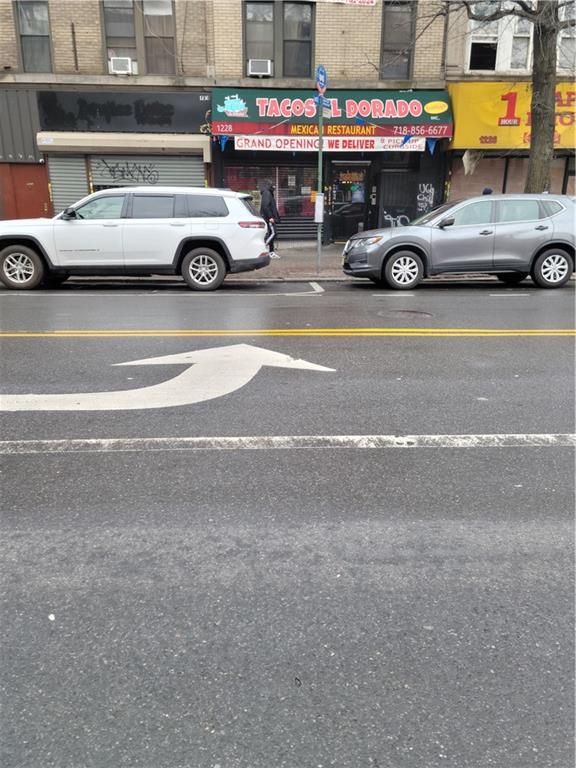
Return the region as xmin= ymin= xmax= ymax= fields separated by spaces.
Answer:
xmin=410 ymin=201 xmax=458 ymax=226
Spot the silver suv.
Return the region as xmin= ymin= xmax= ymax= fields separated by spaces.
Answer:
xmin=0 ymin=187 xmax=269 ymax=291
xmin=343 ymin=194 xmax=575 ymax=289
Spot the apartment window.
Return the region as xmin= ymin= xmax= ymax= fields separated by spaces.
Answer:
xmin=558 ymin=1 xmax=575 ymax=72
xmin=469 ymin=3 xmax=575 ymax=74
xmin=104 ymin=0 xmax=138 ymax=73
xmin=283 ymin=3 xmax=312 ymax=77
xmin=245 ymin=2 xmax=274 ymax=62
xmin=17 ymin=0 xmax=52 ymax=72
xmin=244 ymin=1 xmax=314 ymax=78
xmin=468 ymin=1 xmax=499 ymax=70
xmin=103 ymin=0 xmax=175 ymax=76
xmin=143 ymin=0 xmax=175 ymax=74
xmin=380 ymin=1 xmax=416 ymax=79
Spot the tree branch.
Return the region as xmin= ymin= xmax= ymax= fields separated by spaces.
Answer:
xmin=450 ymin=0 xmax=540 ymax=22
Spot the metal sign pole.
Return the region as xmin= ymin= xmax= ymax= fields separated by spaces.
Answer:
xmin=316 ymin=105 xmax=323 ymax=274
xmin=315 ymin=65 xmax=327 ymax=275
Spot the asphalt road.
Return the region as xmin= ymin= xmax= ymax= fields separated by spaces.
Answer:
xmin=1 ymin=279 xmax=574 ymax=768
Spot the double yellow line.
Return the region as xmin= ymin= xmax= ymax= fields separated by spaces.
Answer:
xmin=1 ymin=328 xmax=575 ymax=338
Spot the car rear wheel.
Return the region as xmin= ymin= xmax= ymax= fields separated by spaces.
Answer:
xmin=0 ymin=245 xmax=45 ymax=290
xmin=531 ymin=249 xmax=573 ymax=289
xmin=496 ymin=272 xmax=528 ymax=284
xmin=383 ymin=251 xmax=423 ymax=290
xmin=181 ymin=248 xmax=226 ymax=291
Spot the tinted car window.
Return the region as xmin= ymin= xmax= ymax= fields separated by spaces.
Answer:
xmin=497 ymin=199 xmax=543 ymax=222
xmin=188 ymin=195 xmax=229 ymax=217
xmin=240 ymin=197 xmax=260 ymax=217
xmin=541 ymin=200 xmax=563 ymax=217
xmin=132 ymin=195 xmax=175 ymax=218
xmin=75 ymin=195 xmax=125 ymax=219
xmin=452 ymin=200 xmax=493 ymax=226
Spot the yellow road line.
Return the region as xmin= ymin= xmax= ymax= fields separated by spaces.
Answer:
xmin=1 ymin=328 xmax=575 ymax=338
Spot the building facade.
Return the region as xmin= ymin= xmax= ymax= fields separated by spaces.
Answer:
xmin=0 ymin=0 xmax=455 ymax=239
xmin=444 ymin=1 xmax=575 ymax=198
xmin=1 ymin=0 xmax=573 ymax=236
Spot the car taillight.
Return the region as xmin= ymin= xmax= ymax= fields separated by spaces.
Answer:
xmin=238 ymin=221 xmax=265 ymax=228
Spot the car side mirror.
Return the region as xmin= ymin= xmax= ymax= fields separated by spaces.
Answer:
xmin=61 ymin=207 xmax=77 ymax=220
xmin=438 ymin=217 xmax=454 ymax=229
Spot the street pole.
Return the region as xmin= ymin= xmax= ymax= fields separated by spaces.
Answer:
xmin=316 ymin=104 xmax=323 ymax=274
xmin=314 ymin=64 xmax=327 ymax=275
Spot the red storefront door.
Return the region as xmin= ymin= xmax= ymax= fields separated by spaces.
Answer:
xmin=0 ymin=164 xmax=53 ymax=220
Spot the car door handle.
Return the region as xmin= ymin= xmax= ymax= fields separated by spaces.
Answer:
xmin=479 ymin=230 xmax=493 ymax=235
xmin=534 ymin=225 xmax=549 ymax=231
xmin=170 ymin=222 xmax=185 ymax=227
xmin=102 ymin=223 xmax=119 ymax=227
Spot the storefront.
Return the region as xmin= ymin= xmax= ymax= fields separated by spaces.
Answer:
xmin=0 ymin=89 xmax=52 ymax=220
xmin=36 ymin=90 xmax=212 ymax=211
xmin=448 ymin=81 xmax=575 ymax=197
xmin=211 ymin=88 xmax=453 ymax=241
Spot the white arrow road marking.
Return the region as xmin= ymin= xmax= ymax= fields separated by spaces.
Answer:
xmin=0 ymin=343 xmax=334 ymax=412
xmin=0 ymin=434 xmax=574 ymax=454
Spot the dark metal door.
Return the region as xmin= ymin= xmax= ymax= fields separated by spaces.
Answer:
xmin=378 ymin=171 xmax=415 ymax=228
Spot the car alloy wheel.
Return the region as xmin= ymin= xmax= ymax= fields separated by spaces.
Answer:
xmin=0 ymin=245 xmax=45 ymax=290
xmin=181 ymin=247 xmax=226 ymax=291
xmin=540 ymin=254 xmax=569 ymax=284
xmin=3 ymin=252 xmax=36 ymax=284
xmin=531 ymin=248 xmax=572 ymax=289
xmin=189 ymin=254 xmax=219 ymax=285
xmin=384 ymin=251 xmax=423 ymax=290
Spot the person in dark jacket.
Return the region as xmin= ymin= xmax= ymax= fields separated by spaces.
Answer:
xmin=260 ymin=181 xmax=280 ymax=258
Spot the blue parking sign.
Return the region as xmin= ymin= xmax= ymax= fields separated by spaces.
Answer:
xmin=316 ymin=65 xmax=327 ymax=93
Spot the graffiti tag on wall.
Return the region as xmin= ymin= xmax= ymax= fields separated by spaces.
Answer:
xmin=93 ymin=158 xmax=160 ymax=185
xmin=382 ymin=210 xmax=411 ymax=227
xmin=416 ymin=183 xmax=435 ymax=213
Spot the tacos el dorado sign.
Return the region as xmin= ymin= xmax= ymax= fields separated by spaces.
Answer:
xmin=211 ymin=88 xmax=453 ymax=141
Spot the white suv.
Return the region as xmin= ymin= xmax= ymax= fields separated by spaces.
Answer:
xmin=0 ymin=187 xmax=270 ymax=291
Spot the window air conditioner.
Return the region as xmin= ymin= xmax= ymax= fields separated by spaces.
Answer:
xmin=248 ymin=59 xmax=273 ymax=77
xmin=109 ymin=57 xmax=132 ymax=75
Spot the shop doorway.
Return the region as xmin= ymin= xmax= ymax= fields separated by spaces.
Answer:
xmin=0 ymin=164 xmax=52 ymax=219
xmin=223 ymin=164 xmax=317 ymax=239
xmin=329 ymin=162 xmax=369 ymax=241
xmin=378 ymin=170 xmax=416 ymax=228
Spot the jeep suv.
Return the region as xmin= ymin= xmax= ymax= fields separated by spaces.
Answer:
xmin=0 ymin=187 xmax=270 ymax=291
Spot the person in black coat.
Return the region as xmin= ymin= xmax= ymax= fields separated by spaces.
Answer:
xmin=260 ymin=181 xmax=280 ymax=258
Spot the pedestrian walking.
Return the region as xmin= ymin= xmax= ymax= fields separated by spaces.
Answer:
xmin=260 ymin=181 xmax=281 ymax=258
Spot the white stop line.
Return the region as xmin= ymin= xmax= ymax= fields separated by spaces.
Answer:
xmin=1 ymin=433 xmax=574 ymax=455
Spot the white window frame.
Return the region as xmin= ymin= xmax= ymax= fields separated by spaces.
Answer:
xmin=466 ymin=12 xmax=533 ymax=73
xmin=558 ymin=1 xmax=576 ymax=74
xmin=466 ymin=2 xmax=575 ymax=75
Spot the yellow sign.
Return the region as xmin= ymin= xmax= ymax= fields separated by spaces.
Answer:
xmin=449 ymin=81 xmax=576 ymax=150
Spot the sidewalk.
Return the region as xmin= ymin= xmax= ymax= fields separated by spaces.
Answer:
xmin=229 ymin=241 xmax=576 ymax=284
xmin=229 ymin=242 xmax=346 ymax=281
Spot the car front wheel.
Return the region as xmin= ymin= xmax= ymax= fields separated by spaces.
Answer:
xmin=531 ymin=249 xmax=573 ymax=289
xmin=0 ymin=245 xmax=45 ymax=289
xmin=181 ymin=248 xmax=226 ymax=291
xmin=384 ymin=251 xmax=423 ymax=290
